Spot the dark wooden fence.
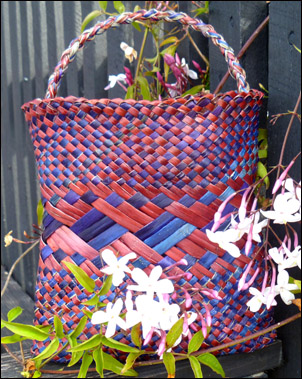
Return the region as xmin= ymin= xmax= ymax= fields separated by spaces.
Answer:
xmin=1 ymin=1 xmax=300 ymax=377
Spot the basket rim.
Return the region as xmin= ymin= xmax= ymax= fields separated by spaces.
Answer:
xmin=22 ymin=89 xmax=263 ymax=110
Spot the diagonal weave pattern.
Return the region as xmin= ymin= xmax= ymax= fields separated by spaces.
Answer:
xmin=22 ymin=91 xmax=276 ymax=363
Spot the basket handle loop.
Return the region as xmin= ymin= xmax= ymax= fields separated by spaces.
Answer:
xmin=45 ymin=8 xmax=250 ymax=98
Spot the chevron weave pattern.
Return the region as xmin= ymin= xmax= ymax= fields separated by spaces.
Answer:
xmin=22 ymin=9 xmax=276 ymax=364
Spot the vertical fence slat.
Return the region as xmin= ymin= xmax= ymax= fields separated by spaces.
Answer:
xmin=1 ymin=1 xmax=24 ymax=288
xmin=209 ymin=1 xmax=268 ymax=93
xmin=266 ymin=2 xmax=301 ymax=378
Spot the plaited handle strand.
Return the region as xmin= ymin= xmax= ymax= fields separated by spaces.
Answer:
xmin=46 ymin=8 xmax=250 ymax=98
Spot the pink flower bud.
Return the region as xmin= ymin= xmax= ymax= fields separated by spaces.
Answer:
xmin=294 ymin=230 xmax=299 ymax=248
xmin=143 ymin=327 xmax=155 ymax=346
xmin=245 ymin=224 xmax=254 ymax=256
xmin=242 ymin=267 xmax=260 ymax=290
xmin=200 ymin=313 xmax=207 ymax=338
xmin=192 ymin=60 xmax=203 ymax=74
xmin=204 ymin=303 xmax=212 ymax=327
xmin=185 ymin=291 xmax=192 ymax=309
xmin=164 ymin=54 xmax=175 ymax=66
xmin=157 ymin=331 xmax=166 ymax=356
xmin=124 ymin=66 xmax=133 ymax=86
xmin=183 ymin=313 xmax=189 ymax=334
xmin=185 ymin=273 xmax=193 ymax=281
xmin=272 ymin=159 xmax=295 ymax=194
xmin=239 ymin=187 xmax=251 ymax=221
xmin=175 ymin=52 xmax=181 ymax=66
xmin=171 ymin=292 xmax=177 ymax=300
xmin=211 ymin=212 xmax=233 ymax=232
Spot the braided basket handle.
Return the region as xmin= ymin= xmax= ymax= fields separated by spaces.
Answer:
xmin=46 ymin=8 xmax=250 ymax=98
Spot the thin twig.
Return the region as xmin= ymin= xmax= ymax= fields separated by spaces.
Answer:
xmin=1 ymin=239 xmax=39 ymax=297
xmin=32 ymin=312 xmax=301 ymax=375
xmin=2 ymin=344 xmax=24 ymax=365
xmin=214 ymin=15 xmax=269 ymax=94
xmin=187 ymin=30 xmax=210 ymax=67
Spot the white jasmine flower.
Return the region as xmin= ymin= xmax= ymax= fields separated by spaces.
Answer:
xmin=100 ymin=249 xmax=136 ymax=286
xmin=206 ymin=229 xmax=241 ymax=258
xmin=276 ymin=270 xmax=299 ymax=305
xmin=134 ymin=295 xmax=162 ymax=339
xmin=158 ymin=298 xmax=180 ymax=331
xmin=91 ymin=298 xmax=126 ymax=338
xmin=247 ymin=287 xmax=278 ymax=312
xmin=4 ymin=230 xmax=13 ymax=247
xmin=284 ymin=178 xmax=301 ymax=202
xmin=120 ymin=42 xmax=137 ymax=63
xmin=104 ymin=74 xmax=127 ymax=90
xmin=124 ymin=291 xmax=142 ymax=329
xmin=261 ymin=192 xmax=300 ymax=224
xmin=127 ymin=266 xmax=174 ymax=298
xmin=286 ymin=245 xmax=301 ymax=270
xmin=247 ymin=287 xmax=266 ymax=312
xmin=181 ymin=58 xmax=198 ymax=79
xmin=269 ymin=245 xmax=301 ymax=271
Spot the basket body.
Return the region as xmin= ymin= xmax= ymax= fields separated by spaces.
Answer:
xmin=22 ymin=90 xmax=276 ymax=363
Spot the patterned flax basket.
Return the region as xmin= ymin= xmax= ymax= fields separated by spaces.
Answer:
xmin=22 ymin=9 xmax=276 ymax=363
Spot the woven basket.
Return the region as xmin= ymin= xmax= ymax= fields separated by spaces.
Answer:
xmin=22 ymin=9 xmax=275 ymax=363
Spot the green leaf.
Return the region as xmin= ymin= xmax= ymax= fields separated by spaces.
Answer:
xmin=136 ymin=76 xmax=151 ymax=100
xmin=257 ymin=161 xmax=270 ymax=189
xmin=103 ymin=352 xmax=138 ymax=376
xmin=78 ymin=351 xmax=93 ymax=378
xmin=133 ymin=5 xmax=140 ymax=12
xmin=93 ymin=347 xmax=104 ymax=377
xmin=1 ymin=320 xmax=49 ymax=341
xmin=182 ymin=85 xmax=205 ymax=97
xmin=145 ymin=56 xmax=158 ymax=64
xmin=194 ymin=1 xmax=209 ymax=16
xmin=67 ymin=335 xmax=84 ymax=367
xmin=163 ymin=352 xmax=175 ymax=377
xmin=258 ymin=149 xmax=267 ymax=159
xmin=7 ymin=307 xmax=23 ymax=322
xmin=160 ymin=36 xmax=179 ymax=47
xmin=54 ymin=315 xmax=64 ymax=339
xmin=102 ymin=337 xmax=140 ymax=353
xmin=258 ymin=128 xmax=267 ymax=142
xmin=188 ymin=329 xmax=205 ymax=354
xmin=83 ymin=309 xmax=93 ymax=319
xmin=197 ymin=353 xmax=225 ymax=378
xmin=69 ymin=316 xmax=88 ymax=338
xmin=113 ymin=1 xmax=125 ymax=14
xmin=99 ymin=1 xmax=108 ymax=11
xmin=131 ymin=323 xmax=141 ymax=348
xmin=32 ymin=371 xmax=42 ymax=378
xmin=258 ymin=83 xmax=269 ymax=93
xmin=33 ymin=338 xmax=60 ymax=361
xmin=99 ymin=275 xmax=113 ymax=296
xmin=121 ymin=352 xmax=142 ymax=374
xmin=81 ymin=10 xmax=103 ymax=33
xmin=68 ymin=334 xmax=103 ymax=352
xmin=35 ymin=325 xmax=52 ymax=333
xmin=166 ymin=317 xmax=184 ymax=349
xmin=189 ymin=356 xmax=203 ymax=378
xmin=63 ymin=261 xmax=95 ymax=293
xmin=125 ymin=84 xmax=135 ymax=99
xmin=1 ymin=334 xmax=27 ymax=344
xmin=289 ymin=277 xmax=301 ymax=293
xmin=36 ymin=199 xmax=44 ymax=227
xmin=132 ymin=22 xmax=141 ymax=32
xmin=82 ymin=293 xmax=105 ymax=306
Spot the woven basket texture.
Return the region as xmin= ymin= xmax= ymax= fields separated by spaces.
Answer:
xmin=21 ymin=9 xmax=276 ymax=364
